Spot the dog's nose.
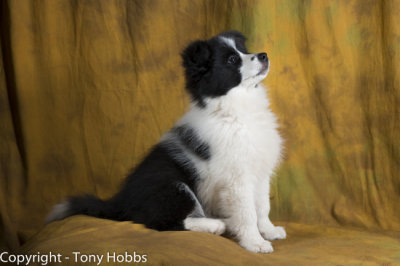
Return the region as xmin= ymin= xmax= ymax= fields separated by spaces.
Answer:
xmin=257 ymin=53 xmax=268 ymax=62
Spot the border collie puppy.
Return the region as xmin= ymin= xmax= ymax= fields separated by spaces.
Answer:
xmin=47 ymin=31 xmax=286 ymax=253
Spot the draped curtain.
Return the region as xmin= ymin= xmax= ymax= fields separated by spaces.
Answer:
xmin=1 ymin=0 xmax=399 ymax=251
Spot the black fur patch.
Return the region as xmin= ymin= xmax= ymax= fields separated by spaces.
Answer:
xmin=62 ymin=144 xmax=200 ymax=231
xmin=174 ymin=125 xmax=210 ymax=160
xmin=160 ymin=140 xmax=200 ymax=181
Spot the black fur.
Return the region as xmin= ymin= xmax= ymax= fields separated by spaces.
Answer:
xmin=161 ymin=140 xmax=200 ymax=182
xmin=66 ymin=145 xmax=197 ymax=231
xmin=174 ymin=125 xmax=210 ymax=160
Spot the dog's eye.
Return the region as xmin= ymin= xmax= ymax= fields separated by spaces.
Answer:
xmin=227 ymin=55 xmax=239 ymax=64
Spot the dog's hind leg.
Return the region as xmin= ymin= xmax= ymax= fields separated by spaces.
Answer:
xmin=177 ymin=182 xmax=226 ymax=235
xmin=183 ymin=217 xmax=226 ymax=235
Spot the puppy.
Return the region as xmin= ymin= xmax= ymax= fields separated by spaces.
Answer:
xmin=47 ymin=31 xmax=286 ymax=253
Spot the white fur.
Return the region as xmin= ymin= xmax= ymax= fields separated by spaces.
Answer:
xmin=178 ymin=83 xmax=284 ymax=252
xmin=45 ymin=201 xmax=70 ymax=223
xmin=183 ymin=217 xmax=226 ymax=235
xmin=220 ymin=37 xmax=237 ymax=50
xmin=172 ymin=36 xmax=284 ymax=253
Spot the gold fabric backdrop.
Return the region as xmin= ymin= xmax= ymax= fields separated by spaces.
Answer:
xmin=1 ymin=0 xmax=399 ymax=252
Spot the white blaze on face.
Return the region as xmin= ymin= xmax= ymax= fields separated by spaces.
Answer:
xmin=219 ymin=37 xmax=269 ymax=87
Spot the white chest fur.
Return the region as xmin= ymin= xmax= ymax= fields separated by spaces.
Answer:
xmin=178 ymin=85 xmax=283 ymax=216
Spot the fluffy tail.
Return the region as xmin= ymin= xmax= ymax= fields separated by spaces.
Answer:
xmin=46 ymin=195 xmax=114 ymax=223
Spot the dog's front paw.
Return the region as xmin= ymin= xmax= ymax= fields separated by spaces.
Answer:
xmin=260 ymin=226 xmax=286 ymax=240
xmin=239 ymin=239 xmax=274 ymax=253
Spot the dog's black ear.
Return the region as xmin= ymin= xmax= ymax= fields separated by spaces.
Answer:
xmin=181 ymin=40 xmax=212 ymax=78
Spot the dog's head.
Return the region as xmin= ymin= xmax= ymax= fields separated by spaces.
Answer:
xmin=182 ymin=31 xmax=269 ymax=106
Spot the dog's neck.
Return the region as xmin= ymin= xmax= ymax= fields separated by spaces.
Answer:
xmin=194 ymin=83 xmax=270 ymax=116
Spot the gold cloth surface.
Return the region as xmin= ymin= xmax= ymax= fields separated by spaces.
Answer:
xmin=21 ymin=216 xmax=400 ymax=265
xmin=1 ymin=0 xmax=399 ymax=261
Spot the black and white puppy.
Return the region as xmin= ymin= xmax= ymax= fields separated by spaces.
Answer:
xmin=47 ymin=31 xmax=286 ymax=253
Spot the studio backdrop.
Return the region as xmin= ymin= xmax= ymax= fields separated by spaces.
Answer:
xmin=1 ymin=0 xmax=399 ymax=251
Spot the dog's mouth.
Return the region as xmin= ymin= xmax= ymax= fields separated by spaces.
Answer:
xmin=257 ymin=61 xmax=269 ymax=76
